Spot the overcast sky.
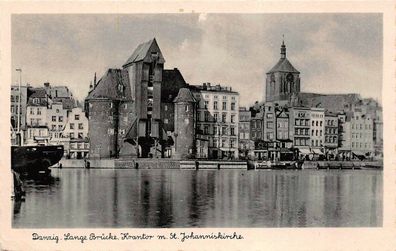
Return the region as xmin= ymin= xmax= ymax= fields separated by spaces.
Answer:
xmin=11 ymin=14 xmax=382 ymax=107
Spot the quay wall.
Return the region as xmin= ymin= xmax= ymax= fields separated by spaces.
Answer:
xmin=54 ymin=158 xmax=382 ymax=170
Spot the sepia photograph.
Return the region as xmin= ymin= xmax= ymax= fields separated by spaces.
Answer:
xmin=10 ymin=13 xmax=383 ymax=228
xmin=1 ymin=2 xmax=395 ymax=250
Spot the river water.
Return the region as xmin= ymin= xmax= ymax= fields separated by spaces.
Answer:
xmin=13 ymin=169 xmax=382 ymax=228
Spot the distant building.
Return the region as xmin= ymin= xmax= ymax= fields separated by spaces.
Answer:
xmin=349 ymin=110 xmax=374 ymax=156
xmin=238 ymin=107 xmax=252 ymax=159
xmin=324 ymin=112 xmax=339 ymax=156
xmin=310 ymin=107 xmax=325 ymax=152
xmin=47 ymin=102 xmax=68 ymax=144
xmin=173 ymin=88 xmax=196 ymax=159
xmin=262 ymin=102 xmax=275 ymax=142
xmin=289 ymin=107 xmax=311 ymax=154
xmin=26 ymin=88 xmax=50 ymax=127
xmin=190 ymin=83 xmax=239 ymax=159
xmin=10 ymin=85 xmax=29 ymax=131
xmin=64 ymin=107 xmax=89 ymax=159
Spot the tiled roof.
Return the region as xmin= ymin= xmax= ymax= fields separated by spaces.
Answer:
xmin=173 ymin=88 xmax=196 ymax=103
xmin=267 ymin=58 xmax=300 ymax=74
xmin=86 ymin=68 xmax=132 ymax=101
xmin=297 ymin=92 xmax=361 ymax=113
xmin=162 ymin=68 xmax=188 ymax=103
xmin=123 ymin=38 xmax=165 ymax=67
xmin=27 ymin=88 xmax=49 ymax=106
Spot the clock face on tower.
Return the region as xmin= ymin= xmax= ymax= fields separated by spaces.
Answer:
xmin=286 ymin=73 xmax=294 ymax=82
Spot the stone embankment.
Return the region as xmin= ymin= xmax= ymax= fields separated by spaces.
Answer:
xmin=54 ymin=158 xmax=382 ymax=170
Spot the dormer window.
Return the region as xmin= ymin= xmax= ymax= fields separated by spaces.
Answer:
xmin=33 ymin=98 xmax=40 ymax=104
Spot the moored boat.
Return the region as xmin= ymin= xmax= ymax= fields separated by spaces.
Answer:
xmin=11 ymin=145 xmax=64 ymax=175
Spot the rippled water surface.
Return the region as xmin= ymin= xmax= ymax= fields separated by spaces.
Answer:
xmin=13 ymin=169 xmax=382 ymax=228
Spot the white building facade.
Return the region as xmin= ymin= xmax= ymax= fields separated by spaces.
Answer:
xmin=192 ymin=83 xmax=239 ymax=159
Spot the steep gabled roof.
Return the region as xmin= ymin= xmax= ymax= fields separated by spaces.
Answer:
xmin=85 ymin=68 xmax=132 ymax=101
xmin=123 ymin=38 xmax=165 ymax=67
xmin=267 ymin=58 xmax=300 ymax=74
xmin=174 ymin=88 xmax=196 ymax=103
xmin=162 ymin=68 xmax=188 ymax=103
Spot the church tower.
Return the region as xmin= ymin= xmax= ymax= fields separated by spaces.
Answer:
xmin=265 ymin=39 xmax=301 ymax=102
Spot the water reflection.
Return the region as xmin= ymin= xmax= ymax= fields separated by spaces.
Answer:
xmin=13 ymin=169 xmax=382 ymax=228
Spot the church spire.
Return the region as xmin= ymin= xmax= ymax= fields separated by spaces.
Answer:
xmin=281 ymin=35 xmax=286 ymax=59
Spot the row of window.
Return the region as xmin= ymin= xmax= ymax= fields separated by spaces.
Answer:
xmin=351 ymin=142 xmax=372 ymax=149
xmin=325 ymin=136 xmax=338 ymax=144
xmin=10 ymin=95 xmax=20 ymax=102
xmin=311 ymin=120 xmax=323 ymax=127
xmin=326 ymin=119 xmax=337 ymax=126
xmin=199 ymin=124 xmax=236 ymax=136
xmin=51 ymin=116 xmax=64 ymax=122
xmin=211 ymin=138 xmax=237 ymax=148
xmin=311 ymin=129 xmax=323 ymax=137
xmin=311 ymin=113 xmax=324 ymax=118
xmin=201 ymin=101 xmax=237 ymax=111
xmin=294 ymin=138 xmax=309 ymax=146
xmin=200 ymin=94 xmax=237 ymax=100
xmin=29 ymin=107 xmax=43 ymax=115
xmin=295 ymin=119 xmax=310 ymax=126
xmin=295 ymin=128 xmax=309 ymax=136
xmin=311 ymin=139 xmax=323 ymax=147
xmin=239 ymin=132 xmax=250 ymax=140
xmin=351 ymin=123 xmax=372 ymax=130
xmin=199 ymin=112 xmax=236 ymax=123
xmin=325 ymin=128 xmax=338 ymax=135
xmin=351 ymin=133 xmax=372 ymax=140
xmin=69 ymin=123 xmax=84 ymax=130
xmin=239 ymin=123 xmax=250 ymax=130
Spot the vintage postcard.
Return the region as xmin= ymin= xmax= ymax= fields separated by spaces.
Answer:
xmin=0 ymin=1 xmax=395 ymax=250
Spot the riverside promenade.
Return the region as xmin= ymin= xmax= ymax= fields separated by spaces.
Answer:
xmin=56 ymin=158 xmax=382 ymax=170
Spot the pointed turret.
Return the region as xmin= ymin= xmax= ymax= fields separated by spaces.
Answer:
xmin=281 ymin=37 xmax=286 ymax=59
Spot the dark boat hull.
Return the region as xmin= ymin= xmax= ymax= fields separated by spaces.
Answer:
xmin=11 ymin=145 xmax=64 ymax=174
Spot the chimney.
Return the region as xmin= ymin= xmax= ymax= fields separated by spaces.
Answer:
xmin=44 ymin=82 xmax=50 ymax=88
xmin=94 ymin=72 xmax=97 ymax=86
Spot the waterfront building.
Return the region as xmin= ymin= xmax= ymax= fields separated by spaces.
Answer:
xmin=310 ymin=107 xmax=325 ymax=153
xmin=86 ymin=38 xmax=194 ymax=159
xmin=10 ymin=85 xmax=29 ymax=131
xmin=276 ymin=108 xmax=290 ymax=142
xmin=25 ymin=88 xmax=52 ymax=145
xmin=63 ymin=106 xmax=89 ymax=159
xmin=26 ymin=88 xmax=50 ymax=127
xmin=191 ymin=83 xmax=239 ymax=159
xmin=349 ymin=110 xmax=375 ymax=157
xmin=25 ymin=126 xmax=50 ymax=145
xmin=250 ymin=108 xmax=263 ymax=142
xmin=47 ymin=102 xmax=68 ymax=144
xmin=173 ymin=88 xmax=196 ymax=159
xmin=265 ymin=40 xmax=301 ymax=103
xmin=289 ymin=107 xmax=311 ymax=155
xmin=262 ymin=102 xmax=276 ymax=142
xmin=86 ymin=68 xmax=134 ymax=158
xmin=324 ymin=112 xmax=339 ymax=157
xmin=238 ymin=107 xmax=252 ymax=159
